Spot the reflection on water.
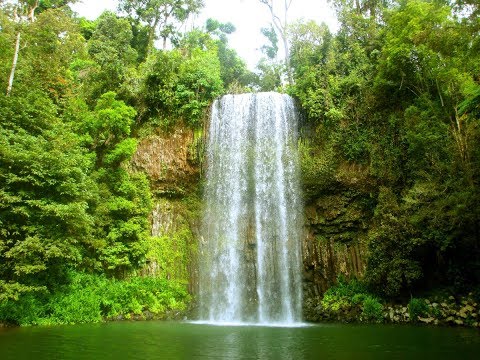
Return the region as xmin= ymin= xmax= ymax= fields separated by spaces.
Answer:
xmin=194 ymin=323 xmax=307 ymax=360
xmin=1 ymin=321 xmax=479 ymax=360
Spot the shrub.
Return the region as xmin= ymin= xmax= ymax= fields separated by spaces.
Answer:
xmin=0 ymin=272 xmax=191 ymax=326
xmin=408 ymin=298 xmax=428 ymax=321
xmin=320 ymin=277 xmax=383 ymax=324
xmin=361 ymin=296 xmax=383 ymax=323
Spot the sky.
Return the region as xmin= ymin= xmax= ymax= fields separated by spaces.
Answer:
xmin=70 ymin=0 xmax=338 ymax=69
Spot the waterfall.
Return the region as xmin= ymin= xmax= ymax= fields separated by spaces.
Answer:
xmin=199 ymin=92 xmax=303 ymax=325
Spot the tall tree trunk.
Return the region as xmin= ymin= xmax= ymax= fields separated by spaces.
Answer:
xmin=28 ymin=1 xmax=39 ymax=22
xmin=283 ymin=0 xmax=293 ymax=84
xmin=355 ymin=0 xmax=361 ymax=14
xmin=6 ymin=31 xmax=21 ymax=96
xmin=147 ymin=17 xmax=161 ymax=55
xmin=260 ymin=0 xmax=294 ymax=84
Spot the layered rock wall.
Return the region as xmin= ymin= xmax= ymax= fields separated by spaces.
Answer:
xmin=132 ymin=125 xmax=203 ymax=293
xmin=132 ymin=124 xmax=375 ymax=301
xmin=302 ymin=163 xmax=375 ymax=298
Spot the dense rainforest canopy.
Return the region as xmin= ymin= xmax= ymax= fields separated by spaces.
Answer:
xmin=0 ymin=0 xmax=479 ymax=325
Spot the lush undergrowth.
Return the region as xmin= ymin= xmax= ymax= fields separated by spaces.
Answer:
xmin=0 ymin=272 xmax=190 ymax=326
xmin=306 ymin=277 xmax=480 ymax=327
xmin=319 ymin=277 xmax=384 ymax=323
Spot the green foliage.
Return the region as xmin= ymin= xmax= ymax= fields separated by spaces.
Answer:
xmin=85 ymin=12 xmax=138 ymax=101
xmin=323 ymin=277 xmax=368 ymax=299
xmin=260 ymin=26 xmax=278 ymax=59
xmin=289 ymin=20 xmax=335 ymax=121
xmin=103 ymin=138 xmax=138 ymax=166
xmin=119 ymin=0 xmax=204 ymax=42
xmin=3 ymin=8 xmax=86 ymax=99
xmin=254 ymin=58 xmax=284 ymax=92
xmin=203 ymin=15 xmax=246 ymax=92
xmin=147 ymin=230 xmax=192 ymax=282
xmin=143 ymin=47 xmax=223 ymax=127
xmin=365 ymin=187 xmax=423 ymax=297
xmin=320 ymin=277 xmax=383 ymax=323
xmin=292 ymin=0 xmax=480 ymax=297
xmin=361 ymin=295 xmax=384 ymax=323
xmin=0 ymin=272 xmax=190 ymax=326
xmin=144 ymin=196 xmax=201 ymax=284
xmin=299 ymin=131 xmax=339 ymax=198
xmin=0 ymin=92 xmax=94 ymax=300
xmin=93 ymin=91 xmax=137 ymax=142
xmin=408 ymin=298 xmax=429 ymax=321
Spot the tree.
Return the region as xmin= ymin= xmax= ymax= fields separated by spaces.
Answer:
xmin=365 ymin=187 xmax=423 ymax=297
xmin=2 ymin=1 xmax=79 ymax=96
xmin=260 ymin=25 xmax=278 ymax=60
xmin=85 ymin=11 xmax=138 ymax=102
xmin=76 ymin=92 xmax=152 ymax=276
xmin=203 ymin=19 xmax=252 ymax=90
xmin=259 ymin=0 xmax=293 ymax=83
xmin=0 ymin=91 xmax=95 ymax=300
xmin=288 ymin=20 xmax=334 ymax=119
xmin=119 ymin=0 xmax=204 ymax=51
xmin=142 ymin=45 xmax=223 ymax=127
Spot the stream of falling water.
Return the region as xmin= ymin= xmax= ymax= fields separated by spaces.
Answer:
xmin=199 ymin=92 xmax=303 ymax=325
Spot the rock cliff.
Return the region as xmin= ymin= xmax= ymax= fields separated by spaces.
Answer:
xmin=132 ymin=125 xmax=203 ymax=293
xmin=302 ymin=162 xmax=375 ymax=298
xmin=132 ymin=124 xmax=376 ymax=302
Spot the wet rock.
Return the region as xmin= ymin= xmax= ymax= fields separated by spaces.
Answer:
xmin=418 ymin=317 xmax=434 ymax=324
xmin=132 ymin=127 xmax=200 ymax=195
xmin=144 ymin=311 xmax=154 ymax=320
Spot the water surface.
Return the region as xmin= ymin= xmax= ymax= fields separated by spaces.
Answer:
xmin=1 ymin=321 xmax=479 ymax=359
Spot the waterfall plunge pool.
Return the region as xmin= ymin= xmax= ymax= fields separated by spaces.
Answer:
xmin=1 ymin=321 xmax=479 ymax=359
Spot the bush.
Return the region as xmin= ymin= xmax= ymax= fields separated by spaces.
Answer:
xmin=0 ymin=272 xmax=191 ymax=326
xmin=408 ymin=298 xmax=429 ymax=321
xmin=320 ymin=277 xmax=384 ymax=323
xmin=0 ymin=293 xmax=47 ymax=326
xmin=361 ymin=296 xmax=383 ymax=323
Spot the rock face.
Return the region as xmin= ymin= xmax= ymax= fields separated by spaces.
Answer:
xmin=302 ymin=163 xmax=374 ymax=298
xmin=132 ymin=125 xmax=202 ymax=196
xmin=132 ymin=124 xmax=375 ymax=305
xmin=142 ymin=198 xmax=200 ymax=294
xmin=132 ymin=125 xmax=203 ymax=294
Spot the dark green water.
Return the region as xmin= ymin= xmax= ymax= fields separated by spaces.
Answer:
xmin=1 ymin=321 xmax=479 ymax=359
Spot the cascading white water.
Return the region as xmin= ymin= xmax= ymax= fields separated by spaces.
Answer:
xmin=199 ymin=92 xmax=303 ymax=325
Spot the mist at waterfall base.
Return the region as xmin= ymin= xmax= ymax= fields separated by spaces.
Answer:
xmin=198 ymin=92 xmax=304 ymax=326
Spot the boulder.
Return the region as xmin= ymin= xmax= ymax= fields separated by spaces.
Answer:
xmin=418 ymin=316 xmax=434 ymax=324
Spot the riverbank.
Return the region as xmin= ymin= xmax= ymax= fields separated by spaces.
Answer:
xmin=0 ymin=272 xmax=190 ymax=327
xmin=304 ymin=293 xmax=480 ymax=328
